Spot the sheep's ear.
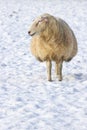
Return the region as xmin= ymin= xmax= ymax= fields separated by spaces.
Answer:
xmin=39 ymin=17 xmax=48 ymax=24
xmin=44 ymin=18 xmax=48 ymax=23
xmin=42 ymin=17 xmax=48 ymax=23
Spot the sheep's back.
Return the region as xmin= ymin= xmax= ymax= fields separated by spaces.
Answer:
xmin=57 ymin=18 xmax=78 ymax=61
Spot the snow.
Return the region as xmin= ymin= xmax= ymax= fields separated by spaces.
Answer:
xmin=0 ymin=0 xmax=87 ymax=130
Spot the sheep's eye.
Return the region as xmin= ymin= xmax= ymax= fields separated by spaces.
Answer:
xmin=36 ymin=22 xmax=38 ymax=26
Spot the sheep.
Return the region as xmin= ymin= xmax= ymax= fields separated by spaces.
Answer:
xmin=28 ymin=13 xmax=78 ymax=81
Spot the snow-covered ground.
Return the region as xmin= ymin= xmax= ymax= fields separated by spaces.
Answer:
xmin=0 ymin=0 xmax=87 ymax=130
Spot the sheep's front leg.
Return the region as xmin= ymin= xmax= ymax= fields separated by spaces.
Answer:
xmin=55 ymin=61 xmax=63 ymax=81
xmin=46 ymin=61 xmax=52 ymax=81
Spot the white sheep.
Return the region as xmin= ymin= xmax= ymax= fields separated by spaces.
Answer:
xmin=28 ymin=13 xmax=78 ymax=81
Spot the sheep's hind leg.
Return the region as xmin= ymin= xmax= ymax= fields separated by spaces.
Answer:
xmin=55 ymin=61 xmax=63 ymax=81
xmin=46 ymin=61 xmax=52 ymax=81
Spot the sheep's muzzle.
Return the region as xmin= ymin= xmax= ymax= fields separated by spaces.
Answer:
xmin=28 ymin=31 xmax=36 ymax=36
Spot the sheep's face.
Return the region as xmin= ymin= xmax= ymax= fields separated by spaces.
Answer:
xmin=28 ymin=16 xmax=48 ymax=36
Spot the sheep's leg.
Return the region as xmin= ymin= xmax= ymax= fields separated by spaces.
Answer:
xmin=55 ymin=61 xmax=63 ymax=81
xmin=46 ymin=61 xmax=52 ymax=81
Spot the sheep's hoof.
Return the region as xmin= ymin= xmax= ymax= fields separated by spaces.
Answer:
xmin=57 ymin=75 xmax=62 ymax=81
xmin=48 ymin=78 xmax=52 ymax=82
xmin=58 ymin=78 xmax=62 ymax=81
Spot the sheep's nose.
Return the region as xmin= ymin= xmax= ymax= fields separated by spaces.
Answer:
xmin=28 ymin=31 xmax=31 ymax=34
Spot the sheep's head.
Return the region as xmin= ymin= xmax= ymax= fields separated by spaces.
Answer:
xmin=28 ymin=15 xmax=49 ymax=36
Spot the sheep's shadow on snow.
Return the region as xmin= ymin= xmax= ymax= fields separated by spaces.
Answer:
xmin=74 ymin=73 xmax=87 ymax=81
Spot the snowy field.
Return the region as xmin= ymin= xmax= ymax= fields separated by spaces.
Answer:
xmin=0 ymin=0 xmax=87 ymax=130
